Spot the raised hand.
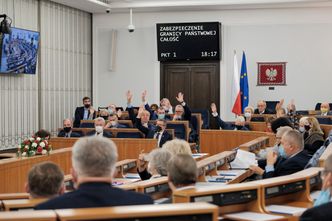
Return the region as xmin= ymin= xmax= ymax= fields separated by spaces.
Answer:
xmin=117 ymin=109 xmax=122 ymax=118
xmin=126 ymin=90 xmax=133 ymax=104
xmin=176 ymin=92 xmax=184 ymax=103
xmin=210 ymin=103 xmax=217 ymax=113
xmin=137 ymin=105 xmax=145 ymax=117
xmin=141 ymin=90 xmax=147 ymax=102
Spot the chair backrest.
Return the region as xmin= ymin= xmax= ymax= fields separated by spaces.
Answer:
xmin=166 ymin=121 xmax=189 ymax=141
xmin=2 ymin=198 xmax=48 ymax=211
xmin=116 ymin=131 xmax=144 ymax=138
xmin=191 ymin=113 xmax=202 ymax=135
xmin=265 ymin=101 xmax=279 ymax=112
xmin=192 ymin=109 xmax=210 ymax=129
xmin=316 ymin=117 xmax=332 ymax=125
xmin=55 ymin=203 xmax=218 ymax=221
xmin=79 ymin=120 xmax=95 ymax=128
xmin=118 ymin=120 xmax=133 ymax=128
xmin=296 ymin=110 xmax=309 ymax=115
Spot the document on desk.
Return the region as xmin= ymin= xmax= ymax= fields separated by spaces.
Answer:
xmin=230 ymin=149 xmax=257 ymax=169
xmin=224 ymin=212 xmax=284 ymax=221
xmin=266 ymin=204 xmax=306 ymax=216
xmin=124 ymin=173 xmax=141 ymax=179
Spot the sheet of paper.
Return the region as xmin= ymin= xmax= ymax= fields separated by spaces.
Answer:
xmin=230 ymin=149 xmax=257 ymax=169
xmin=124 ymin=173 xmax=141 ymax=179
xmin=224 ymin=212 xmax=284 ymax=221
xmin=266 ymin=204 xmax=306 ymax=216
xmin=217 ymin=169 xmax=245 ymax=176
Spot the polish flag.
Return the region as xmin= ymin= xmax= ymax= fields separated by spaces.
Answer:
xmin=231 ymin=52 xmax=242 ymax=115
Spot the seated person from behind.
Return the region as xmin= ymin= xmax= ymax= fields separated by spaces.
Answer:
xmin=211 ymin=103 xmax=249 ymax=131
xmin=254 ymin=100 xmax=275 ymax=114
xmin=250 ymin=130 xmax=311 ymax=179
xmin=138 ymin=139 xmax=192 ymax=180
xmin=86 ymin=117 xmax=113 ymax=138
xmin=168 ymin=154 xmax=197 ymax=192
xmin=105 ymin=114 xmax=128 ymax=128
xmin=300 ymin=154 xmax=332 ymax=221
xmin=26 ymin=162 xmax=65 ymax=199
xmin=35 ymin=129 xmax=51 ymax=140
xmin=36 ymin=137 xmax=153 ymax=209
xmin=146 ymin=149 xmax=172 ymax=179
xmin=58 ymin=119 xmax=81 ymax=138
xmin=73 ymin=96 xmax=96 ymax=128
xmin=319 ymin=102 xmax=332 ymax=116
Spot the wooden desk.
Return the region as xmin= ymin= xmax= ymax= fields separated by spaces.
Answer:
xmin=239 ymin=136 xmax=270 ymax=153
xmin=251 ymin=174 xmax=312 ymax=216
xmin=0 ymin=210 xmax=57 ymax=221
xmin=49 ymin=137 xmax=157 ymax=160
xmin=200 ymin=130 xmax=275 ymax=156
xmin=55 ymin=202 xmax=219 ymax=221
xmin=319 ymin=143 xmax=332 ymax=167
xmin=2 ymin=198 xmax=47 ymax=211
xmin=0 ymin=193 xmax=29 ymax=201
xmin=114 ymin=159 xmax=137 ymax=178
xmin=0 ymin=148 xmax=72 ymax=194
xmin=320 ymin=124 xmax=332 ymax=139
xmin=196 ymin=151 xmax=236 ymax=182
xmin=136 ymin=177 xmax=170 ymax=200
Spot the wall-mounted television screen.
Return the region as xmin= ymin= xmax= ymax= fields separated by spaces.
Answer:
xmin=0 ymin=27 xmax=39 ymax=74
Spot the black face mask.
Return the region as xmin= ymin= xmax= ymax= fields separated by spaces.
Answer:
xmin=101 ymin=116 xmax=108 ymax=120
xmin=156 ymin=126 xmax=162 ymax=132
xmin=64 ymin=127 xmax=71 ymax=133
xmin=235 ymin=125 xmax=243 ymax=130
xmin=84 ymin=104 xmax=90 ymax=108
xmin=304 ymin=125 xmax=311 ymax=131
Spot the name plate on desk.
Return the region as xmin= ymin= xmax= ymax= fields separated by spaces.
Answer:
xmin=191 ymin=189 xmax=257 ymax=206
xmin=265 ymin=180 xmax=306 ymax=198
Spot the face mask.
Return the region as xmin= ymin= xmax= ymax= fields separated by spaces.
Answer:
xmin=314 ymin=189 xmax=331 ymax=207
xmin=304 ymin=125 xmax=311 ymax=131
xmin=63 ymin=127 xmax=71 ymax=133
xmin=110 ymin=121 xmax=117 ymax=126
xmin=84 ymin=104 xmax=90 ymax=108
xmin=278 ymin=145 xmax=287 ymax=158
xmin=174 ymin=116 xmax=182 ymax=121
xmin=235 ymin=125 xmax=243 ymax=130
xmin=299 ymin=126 xmax=305 ymax=133
xmin=101 ymin=116 xmax=108 ymax=120
xmin=158 ymin=114 xmax=165 ymax=119
xmin=244 ymin=112 xmax=251 ymax=118
xmin=108 ymin=108 xmax=113 ymax=115
xmin=95 ymin=126 xmax=103 ymax=133
xmin=156 ymin=125 xmax=162 ymax=132
xmin=321 ymin=108 xmax=329 ymax=114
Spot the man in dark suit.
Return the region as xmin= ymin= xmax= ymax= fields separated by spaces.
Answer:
xmin=210 ymin=103 xmax=249 ymax=131
xmin=254 ymin=100 xmax=275 ymax=114
xmin=262 ymin=130 xmax=311 ymax=179
xmin=73 ymin=96 xmax=96 ymax=128
xmin=58 ymin=119 xmax=82 ymax=138
xmin=35 ymin=137 xmax=153 ymax=209
xmin=136 ymin=107 xmax=172 ymax=147
xmin=104 ymin=114 xmax=128 ymax=128
xmin=86 ymin=117 xmax=113 ymax=138
xmin=319 ymin=102 xmax=332 ymax=116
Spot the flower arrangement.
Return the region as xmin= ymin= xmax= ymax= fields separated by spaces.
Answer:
xmin=18 ymin=136 xmax=52 ymax=157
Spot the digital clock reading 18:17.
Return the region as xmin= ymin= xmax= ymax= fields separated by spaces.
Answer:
xmin=201 ymin=51 xmax=218 ymax=57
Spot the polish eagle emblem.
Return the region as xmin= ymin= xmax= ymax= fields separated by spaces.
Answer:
xmin=266 ymin=68 xmax=277 ymax=81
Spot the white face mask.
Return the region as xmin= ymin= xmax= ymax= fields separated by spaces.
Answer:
xmin=244 ymin=112 xmax=251 ymax=118
xmin=95 ymin=126 xmax=103 ymax=133
xmin=299 ymin=126 xmax=305 ymax=133
xmin=110 ymin=121 xmax=117 ymax=126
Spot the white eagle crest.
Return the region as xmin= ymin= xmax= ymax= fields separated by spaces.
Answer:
xmin=266 ymin=68 xmax=277 ymax=81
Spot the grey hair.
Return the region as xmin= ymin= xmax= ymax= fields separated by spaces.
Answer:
xmin=276 ymin=126 xmax=293 ymax=138
xmin=162 ymin=139 xmax=192 ymax=156
xmin=148 ymin=149 xmax=172 ymax=176
xmin=283 ymin=130 xmax=304 ymax=151
xmin=94 ymin=117 xmax=105 ymax=124
xmin=72 ymin=137 xmax=118 ymax=177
